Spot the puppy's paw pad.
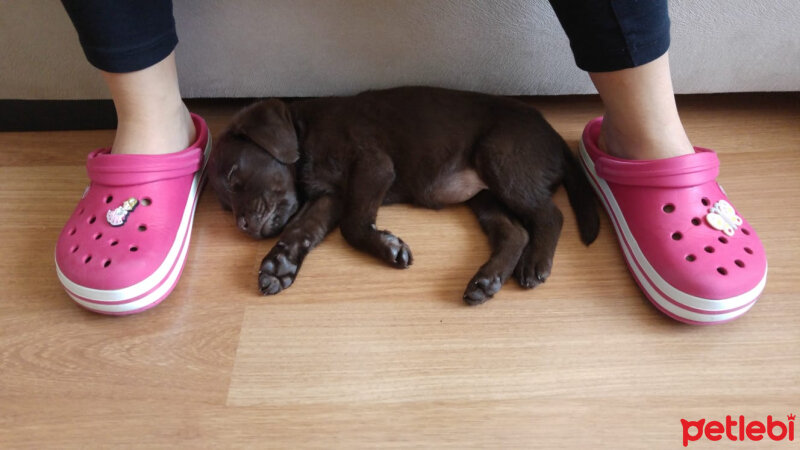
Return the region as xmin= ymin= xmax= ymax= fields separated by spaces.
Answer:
xmin=463 ymin=273 xmax=502 ymax=306
xmin=259 ymin=273 xmax=290 ymax=295
xmin=259 ymin=249 xmax=299 ymax=295
xmin=269 ymin=252 xmax=297 ymax=277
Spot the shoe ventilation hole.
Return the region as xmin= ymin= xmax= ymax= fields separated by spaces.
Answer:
xmin=70 ymin=245 xmax=79 ymax=253
xmin=83 ymin=255 xmax=92 ymax=264
xmin=744 ymin=247 xmax=753 ymax=254
xmin=718 ymin=236 xmax=728 ymax=244
xmin=78 ymin=208 xmax=85 ymax=216
xmin=129 ymin=245 xmax=139 ymax=252
xmin=68 ymin=227 xmax=77 ymax=236
xmin=735 ymin=259 xmax=745 ymax=268
xmin=104 ymin=195 xmax=113 ymax=204
xmin=103 ymin=259 xmax=112 ymax=268
xmin=692 ymin=217 xmax=702 ymax=226
xmin=702 ymin=197 xmax=710 ymax=206
xmin=662 ymin=204 xmax=675 ymax=213
xmin=88 ymin=216 xmax=96 ymax=225
xmin=742 ymin=228 xmax=750 ymax=235
xmin=717 ymin=267 xmax=728 ymax=275
xmin=671 ymin=232 xmax=682 ymax=241
xmin=93 ymin=232 xmax=103 ymax=240
xmin=141 ymin=197 xmax=152 ymax=206
xmin=705 ymin=246 xmax=715 ymax=253
xmin=686 ymin=254 xmax=696 ymax=262
xmin=138 ymin=224 xmax=147 ymax=232
xmin=110 ymin=239 xmax=119 ymax=247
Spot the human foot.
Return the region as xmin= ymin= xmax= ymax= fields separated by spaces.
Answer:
xmin=589 ymin=53 xmax=694 ymax=160
xmin=101 ymin=51 xmax=194 ymax=155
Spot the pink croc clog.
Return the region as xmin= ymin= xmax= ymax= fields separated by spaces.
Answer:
xmin=55 ymin=113 xmax=211 ymax=315
xmin=579 ymin=117 xmax=767 ymax=324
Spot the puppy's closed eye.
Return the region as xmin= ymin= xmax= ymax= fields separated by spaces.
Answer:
xmin=226 ymin=164 xmax=242 ymax=191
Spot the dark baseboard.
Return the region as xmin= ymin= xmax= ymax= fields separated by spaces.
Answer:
xmin=0 ymin=97 xmax=272 ymax=132
xmin=3 ymin=92 xmax=795 ymax=132
xmin=0 ymin=99 xmax=117 ymax=132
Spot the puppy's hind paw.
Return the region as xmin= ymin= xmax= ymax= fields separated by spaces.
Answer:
xmin=463 ymin=273 xmax=502 ymax=306
xmin=379 ymin=231 xmax=413 ymax=269
xmin=513 ymin=256 xmax=552 ymax=289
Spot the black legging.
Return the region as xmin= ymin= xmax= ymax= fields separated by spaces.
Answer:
xmin=61 ymin=0 xmax=670 ymax=74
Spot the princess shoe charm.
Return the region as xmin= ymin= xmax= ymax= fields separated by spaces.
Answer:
xmin=106 ymin=197 xmax=139 ymax=227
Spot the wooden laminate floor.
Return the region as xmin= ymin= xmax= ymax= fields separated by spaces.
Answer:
xmin=1 ymin=93 xmax=798 ymax=449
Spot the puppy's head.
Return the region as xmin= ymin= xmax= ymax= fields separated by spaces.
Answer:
xmin=208 ymin=99 xmax=300 ymax=239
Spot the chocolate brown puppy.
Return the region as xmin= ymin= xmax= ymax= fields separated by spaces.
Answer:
xmin=208 ymin=86 xmax=599 ymax=304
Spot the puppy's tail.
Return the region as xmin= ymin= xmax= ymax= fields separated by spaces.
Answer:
xmin=561 ymin=143 xmax=600 ymax=245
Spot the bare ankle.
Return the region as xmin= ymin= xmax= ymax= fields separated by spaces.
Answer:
xmin=111 ymin=103 xmax=195 ymax=155
xmin=599 ymin=114 xmax=694 ymax=160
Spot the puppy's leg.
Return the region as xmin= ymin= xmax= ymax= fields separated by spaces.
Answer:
xmin=512 ymin=201 xmax=563 ymax=288
xmin=339 ymin=152 xmax=412 ymax=268
xmin=474 ymin=130 xmax=565 ymax=288
xmin=463 ymin=190 xmax=529 ymax=305
xmin=259 ymin=195 xmax=342 ymax=295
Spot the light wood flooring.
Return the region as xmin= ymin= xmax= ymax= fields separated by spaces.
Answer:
xmin=1 ymin=93 xmax=798 ymax=449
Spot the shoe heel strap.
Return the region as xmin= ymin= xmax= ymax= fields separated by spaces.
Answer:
xmin=86 ymin=146 xmax=204 ymax=186
xmin=85 ymin=114 xmax=209 ymax=187
xmin=595 ymin=149 xmax=720 ymax=188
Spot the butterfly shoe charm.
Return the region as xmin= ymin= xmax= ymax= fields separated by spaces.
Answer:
xmin=705 ymin=199 xmax=743 ymax=236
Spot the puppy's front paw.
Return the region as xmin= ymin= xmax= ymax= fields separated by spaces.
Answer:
xmin=463 ymin=272 xmax=502 ymax=306
xmin=379 ymin=231 xmax=413 ymax=269
xmin=258 ymin=244 xmax=300 ymax=295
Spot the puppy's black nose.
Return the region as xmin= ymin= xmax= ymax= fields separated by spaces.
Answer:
xmin=237 ymin=216 xmax=248 ymax=231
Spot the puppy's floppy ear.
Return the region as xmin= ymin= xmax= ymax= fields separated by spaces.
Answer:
xmin=234 ymin=99 xmax=299 ymax=164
